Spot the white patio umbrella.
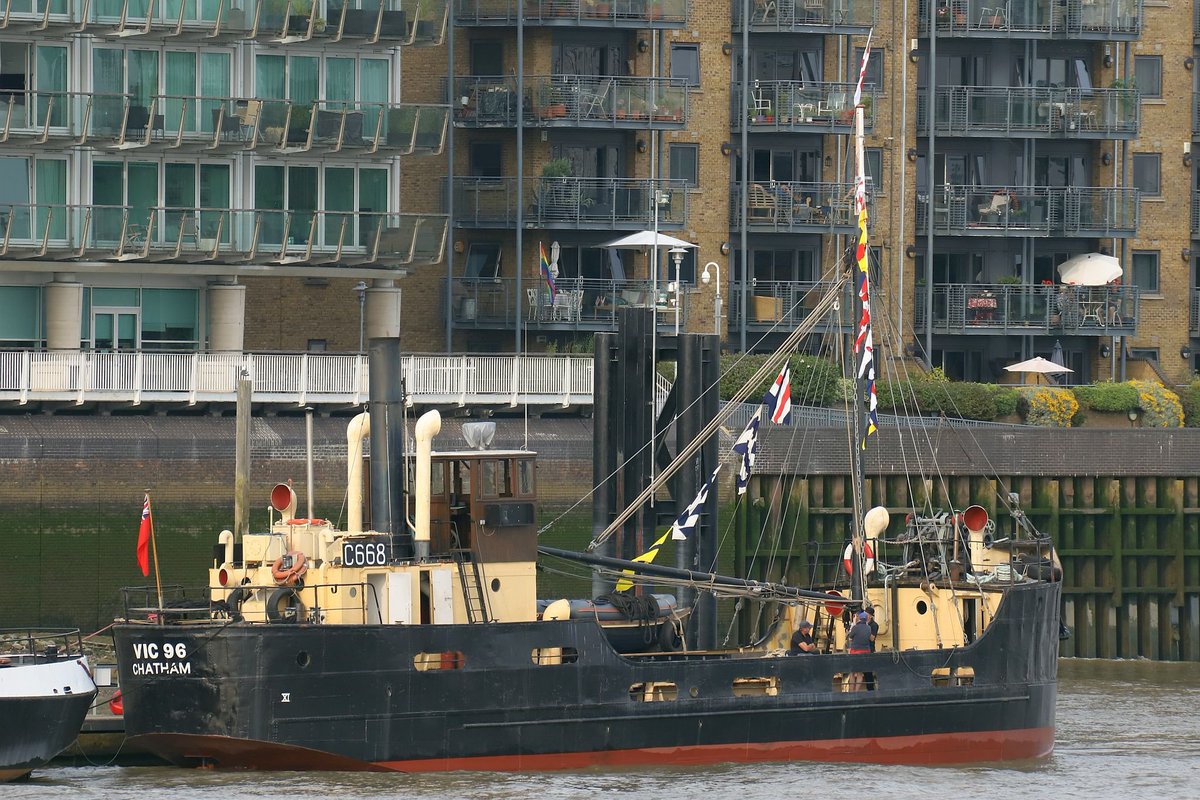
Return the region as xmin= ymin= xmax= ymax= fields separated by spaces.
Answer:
xmin=548 ymin=240 xmax=561 ymax=283
xmin=1057 ymin=252 xmax=1122 ymax=286
xmin=1004 ymin=356 xmax=1074 ymax=385
xmin=597 ymin=231 xmax=697 ymax=249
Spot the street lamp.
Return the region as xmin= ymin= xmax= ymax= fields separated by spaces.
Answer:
xmin=353 ymin=280 xmax=368 ymax=352
xmin=668 ymin=246 xmax=687 ymax=334
xmin=702 ymin=261 xmax=722 ymax=338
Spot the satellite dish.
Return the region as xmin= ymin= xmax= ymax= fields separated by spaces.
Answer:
xmin=462 ymin=421 xmax=496 ymax=450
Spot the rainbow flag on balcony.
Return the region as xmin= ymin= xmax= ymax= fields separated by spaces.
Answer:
xmin=539 ymin=241 xmax=556 ymax=302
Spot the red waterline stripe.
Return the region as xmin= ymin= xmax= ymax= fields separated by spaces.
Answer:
xmin=376 ymin=727 xmax=1056 ymax=772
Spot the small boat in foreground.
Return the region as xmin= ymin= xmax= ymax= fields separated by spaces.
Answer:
xmin=0 ymin=629 xmax=97 ymax=781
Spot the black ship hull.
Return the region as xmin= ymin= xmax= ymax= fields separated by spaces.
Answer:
xmin=114 ymin=580 xmax=1060 ymax=770
xmin=0 ymin=692 xmax=96 ymax=781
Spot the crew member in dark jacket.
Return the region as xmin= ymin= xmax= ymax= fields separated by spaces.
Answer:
xmin=788 ymin=620 xmax=817 ymax=655
xmin=847 ymin=611 xmax=873 ymax=654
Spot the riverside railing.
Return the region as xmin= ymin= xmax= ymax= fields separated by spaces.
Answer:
xmin=0 ymin=351 xmax=595 ymax=408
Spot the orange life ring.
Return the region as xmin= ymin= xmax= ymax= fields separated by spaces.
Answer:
xmin=842 ymin=541 xmax=876 ymax=576
xmin=272 ymin=551 xmax=308 ymax=586
xmin=109 ymin=690 xmax=124 ymax=716
xmin=284 ymin=518 xmax=327 ymax=526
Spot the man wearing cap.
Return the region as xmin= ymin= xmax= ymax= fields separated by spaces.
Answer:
xmin=847 ymin=610 xmax=874 ymax=654
xmin=788 ymin=620 xmax=817 ymax=655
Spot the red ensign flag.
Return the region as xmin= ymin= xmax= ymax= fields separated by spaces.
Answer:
xmin=137 ymin=494 xmax=152 ymax=577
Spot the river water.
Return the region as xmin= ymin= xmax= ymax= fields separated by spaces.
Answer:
xmin=15 ymin=659 xmax=1200 ymax=800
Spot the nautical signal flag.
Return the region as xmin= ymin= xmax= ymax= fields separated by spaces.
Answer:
xmin=733 ymin=408 xmax=761 ymax=495
xmin=137 ymin=493 xmax=153 ymax=577
xmin=539 ymin=241 xmax=557 ymax=302
xmin=763 ymin=364 xmax=792 ymax=424
xmin=614 ymin=465 xmax=721 ymax=591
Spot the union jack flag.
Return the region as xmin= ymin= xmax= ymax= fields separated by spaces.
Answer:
xmin=763 ymin=364 xmax=792 ymax=425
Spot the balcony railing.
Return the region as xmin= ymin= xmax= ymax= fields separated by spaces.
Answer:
xmin=0 ymin=92 xmax=447 ymax=156
xmin=1193 ymin=192 xmax=1200 ymax=239
xmin=453 ymin=0 xmax=689 ymax=27
xmin=732 ymin=81 xmax=876 ymax=133
xmin=100 ymin=0 xmax=443 ymax=46
xmin=1191 ymin=291 xmax=1200 ymax=337
xmin=0 ymin=351 xmax=594 ymax=409
xmin=453 ymin=177 xmax=689 ymax=230
xmin=450 ymin=277 xmax=691 ymax=332
xmin=733 ymin=0 xmax=876 ymax=33
xmin=731 ymin=182 xmax=857 ymax=233
xmin=917 ymin=186 xmax=1139 ymax=237
xmin=917 ymin=86 xmax=1139 ymax=139
xmin=914 ymin=283 xmax=1139 ymax=336
xmin=727 ymin=281 xmax=854 ymax=331
xmin=7 ymin=0 xmax=446 ymax=45
xmin=0 ymin=205 xmax=447 ymax=268
xmin=917 ymin=0 xmax=1141 ymax=38
xmin=454 ymin=75 xmax=688 ymax=129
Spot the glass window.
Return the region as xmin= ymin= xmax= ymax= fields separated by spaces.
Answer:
xmin=465 ymin=243 xmax=501 ymax=278
xmin=669 ymin=143 xmax=698 ymax=187
xmin=670 ymin=44 xmax=700 ymax=87
xmin=470 ymin=142 xmax=503 ymax=178
xmin=1131 ymin=251 xmax=1160 ymax=293
xmin=856 ymin=47 xmax=883 ymax=95
xmin=0 ymin=286 xmax=40 ymax=345
xmin=1133 ymin=56 xmax=1161 ymax=99
xmin=865 ymin=148 xmax=883 ymax=195
xmin=1130 ymin=348 xmax=1159 ymax=362
xmin=142 ymin=288 xmax=198 ymax=351
xmin=517 ymin=459 xmax=534 ymax=496
xmin=307 ymin=339 xmax=327 ymax=351
xmin=1132 ymin=153 xmax=1160 ymax=196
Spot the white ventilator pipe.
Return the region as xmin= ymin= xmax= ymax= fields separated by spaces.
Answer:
xmin=413 ymin=409 xmax=442 ymax=559
xmin=346 ymin=412 xmax=371 ymax=534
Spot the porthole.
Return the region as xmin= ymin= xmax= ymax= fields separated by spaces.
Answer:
xmin=491 ymin=578 xmax=501 ymax=592
xmin=916 ymin=599 xmax=928 ymax=615
xmin=349 ymin=586 xmax=358 ymax=598
xmin=296 ymin=651 xmax=310 ymax=668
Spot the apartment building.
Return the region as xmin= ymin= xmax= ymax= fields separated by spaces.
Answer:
xmin=0 ymin=2 xmax=449 ymax=358
xmin=3 ymin=1 xmax=1193 ymax=385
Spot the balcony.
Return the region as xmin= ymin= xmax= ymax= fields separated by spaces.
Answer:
xmin=450 ymin=277 xmax=691 ymax=332
xmin=914 ymin=283 xmax=1139 ymax=337
xmin=917 ymin=86 xmax=1139 ymax=140
xmin=0 ymin=92 xmax=447 ymax=156
xmin=453 ymin=0 xmax=688 ymax=28
xmin=1192 ymin=291 xmax=1200 ymax=337
xmin=0 ymin=0 xmax=75 ymax=32
xmin=917 ymin=0 xmax=1141 ymax=40
xmin=731 ymin=182 xmax=857 ymax=234
xmin=0 ymin=351 xmax=594 ymax=409
xmin=733 ymin=0 xmax=875 ymax=34
xmin=1193 ymin=192 xmax=1200 ymax=238
xmin=454 ymin=75 xmax=688 ymax=130
xmin=0 ymin=205 xmax=447 ymax=269
xmin=453 ymin=177 xmax=688 ymax=230
xmin=732 ymin=81 xmax=876 ymax=134
xmin=727 ymin=281 xmax=854 ymax=333
xmin=917 ymin=186 xmax=1139 ymax=238
xmin=53 ymin=0 xmax=445 ymax=46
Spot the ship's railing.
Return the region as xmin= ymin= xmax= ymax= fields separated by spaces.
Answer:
xmin=0 ymin=627 xmax=85 ymax=659
xmin=0 ymin=351 xmax=596 ymax=408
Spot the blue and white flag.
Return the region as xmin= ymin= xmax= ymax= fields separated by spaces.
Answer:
xmin=763 ymin=364 xmax=792 ymax=425
xmin=671 ymin=464 xmax=721 ymax=540
xmin=733 ymin=409 xmax=761 ymax=495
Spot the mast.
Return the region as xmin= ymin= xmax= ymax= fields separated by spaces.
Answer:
xmin=849 ymin=37 xmax=876 ymax=603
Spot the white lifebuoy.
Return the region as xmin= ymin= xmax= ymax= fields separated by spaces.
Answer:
xmin=843 ymin=541 xmax=875 ymax=576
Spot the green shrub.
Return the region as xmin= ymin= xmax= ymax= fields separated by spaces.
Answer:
xmin=717 ymin=354 xmax=842 ymax=407
xmin=1131 ymin=380 xmax=1184 ymax=427
xmin=1072 ymin=382 xmax=1138 ymax=413
xmin=993 ymin=388 xmax=1019 ymax=417
xmin=1179 ymin=379 xmax=1200 ymax=427
xmin=877 ymin=373 xmax=1005 ymax=421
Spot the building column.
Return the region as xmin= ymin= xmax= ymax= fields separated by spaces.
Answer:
xmin=208 ymin=282 xmax=247 ymax=352
xmin=364 ymin=280 xmax=402 ymax=341
xmin=44 ymin=276 xmax=82 ymax=351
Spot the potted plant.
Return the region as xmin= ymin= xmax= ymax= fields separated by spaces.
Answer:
xmin=540 ymin=158 xmax=579 ymax=219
